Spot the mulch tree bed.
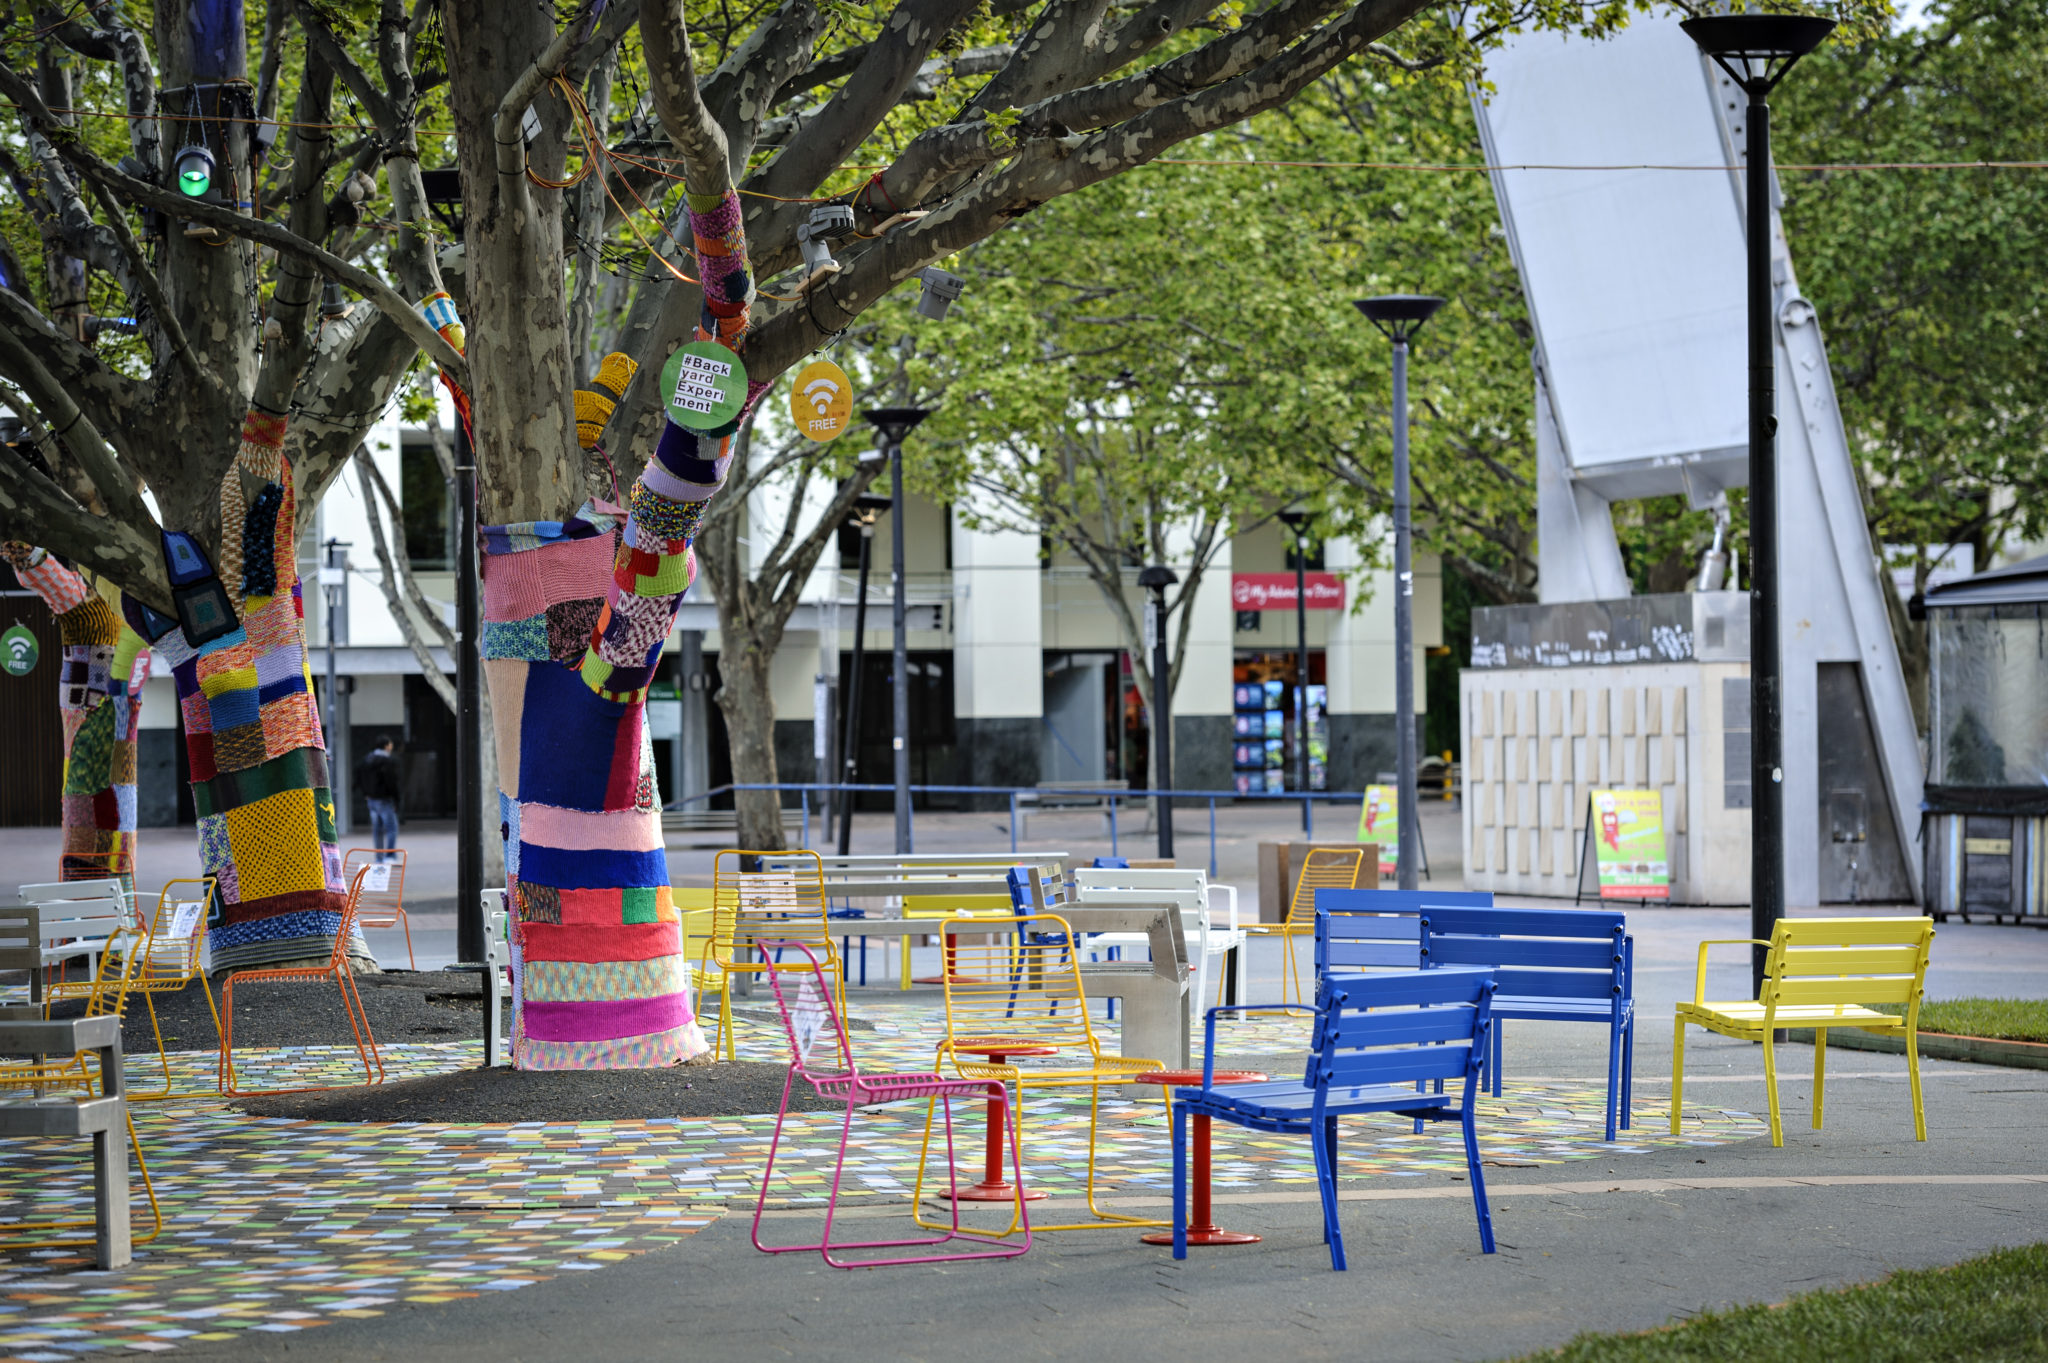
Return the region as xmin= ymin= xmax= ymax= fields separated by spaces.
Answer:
xmin=233 ymin=1059 xmax=843 ymax=1122
xmin=28 ymin=971 xmax=876 ymax=1122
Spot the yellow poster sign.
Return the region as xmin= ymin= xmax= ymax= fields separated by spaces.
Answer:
xmin=790 ymin=358 xmax=853 ymax=442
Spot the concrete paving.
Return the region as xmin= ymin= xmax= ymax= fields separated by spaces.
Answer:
xmin=165 ymin=1025 xmax=2048 ymax=1363
xmin=7 ymin=806 xmax=2046 ymax=1361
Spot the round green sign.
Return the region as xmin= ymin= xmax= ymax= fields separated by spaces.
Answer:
xmin=659 ymin=341 xmax=748 ymax=432
xmin=1 ymin=624 xmax=38 ymax=677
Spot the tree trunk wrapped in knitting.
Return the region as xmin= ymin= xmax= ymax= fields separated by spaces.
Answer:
xmin=142 ymin=410 xmax=367 ymax=975
xmin=0 ymin=545 xmax=151 ymax=890
xmin=484 ymin=188 xmax=756 ymax=1070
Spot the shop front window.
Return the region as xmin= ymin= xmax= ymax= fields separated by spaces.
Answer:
xmin=1231 ymin=650 xmax=1327 ymax=796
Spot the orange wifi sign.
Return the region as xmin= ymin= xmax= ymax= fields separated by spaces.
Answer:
xmin=790 ymin=358 xmax=853 ymax=442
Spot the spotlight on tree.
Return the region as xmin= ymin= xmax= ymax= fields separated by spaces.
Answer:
xmin=915 ymin=267 xmax=964 ymax=320
xmin=175 ymin=144 xmax=215 ymax=198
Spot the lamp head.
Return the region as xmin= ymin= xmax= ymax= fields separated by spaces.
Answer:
xmin=1354 ymin=294 xmax=1444 ymax=343
xmin=1276 ymin=508 xmax=1311 ymax=533
xmin=1137 ymin=565 xmax=1178 ymax=591
xmin=1681 ymin=14 xmax=1834 ymax=92
xmin=174 ymin=143 xmax=215 ymax=198
xmin=862 ymin=407 xmax=932 ymax=446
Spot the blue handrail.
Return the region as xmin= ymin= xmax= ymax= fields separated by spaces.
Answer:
xmin=672 ymin=780 xmax=1383 ymax=878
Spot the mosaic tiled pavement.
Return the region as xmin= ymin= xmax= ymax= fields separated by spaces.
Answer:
xmin=2 ymin=1006 xmax=1764 ymax=1360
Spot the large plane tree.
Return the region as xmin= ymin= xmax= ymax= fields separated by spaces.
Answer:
xmin=0 ymin=0 xmax=1881 ymax=1065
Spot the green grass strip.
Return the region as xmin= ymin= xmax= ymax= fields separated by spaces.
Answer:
xmin=1870 ymin=998 xmax=2048 ymax=1043
xmin=1510 ymin=1244 xmax=2048 ymax=1362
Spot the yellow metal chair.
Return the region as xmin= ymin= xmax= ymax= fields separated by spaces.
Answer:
xmin=1273 ymin=848 xmax=1364 ymax=1013
xmin=1673 ymin=916 xmax=1935 ymax=1147
xmin=674 ymin=887 xmax=729 ymax=1057
xmin=915 ymin=913 xmax=1170 ymax=1236
xmin=898 ymin=893 xmax=1013 ymax=990
xmin=46 ymin=879 xmax=222 ymax=1101
xmin=710 ymin=850 xmax=843 ymax=1059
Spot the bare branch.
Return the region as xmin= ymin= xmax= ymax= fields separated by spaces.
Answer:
xmin=356 ymin=446 xmax=458 ymax=711
xmin=640 ymin=0 xmax=734 ymax=199
xmin=81 ymin=173 xmax=208 ymax=388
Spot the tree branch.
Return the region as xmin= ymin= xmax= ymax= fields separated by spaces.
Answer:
xmin=640 ymin=0 xmax=734 ymax=199
xmin=81 ymin=173 xmax=208 ymax=388
xmin=47 ymin=136 xmax=469 ymax=384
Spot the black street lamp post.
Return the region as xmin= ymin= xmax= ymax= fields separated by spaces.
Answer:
xmin=1683 ymin=13 xmax=1834 ymax=994
xmin=1355 ymin=295 xmax=1444 ymax=893
xmin=1138 ymin=566 xmax=1179 ymax=860
xmin=418 ymin=168 xmax=485 ymax=973
xmin=862 ymin=409 xmax=932 ymax=854
xmin=836 ymin=494 xmax=891 ymax=855
xmin=1277 ymin=508 xmax=1312 ymax=831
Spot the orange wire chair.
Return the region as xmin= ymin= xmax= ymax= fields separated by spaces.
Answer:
xmin=217 ymin=866 xmax=385 ymax=1095
xmin=342 ymin=847 xmax=414 ymax=969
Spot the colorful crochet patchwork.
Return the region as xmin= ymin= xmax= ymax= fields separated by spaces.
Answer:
xmin=155 ymin=412 xmax=363 ymax=975
xmin=2 ymin=546 xmax=150 ymax=888
xmin=484 ymin=407 xmax=736 ymax=1068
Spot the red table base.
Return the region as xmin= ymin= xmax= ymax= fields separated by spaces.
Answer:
xmin=948 ymin=1043 xmax=1055 ymax=1202
xmin=1135 ymin=1070 xmax=1269 ymax=1247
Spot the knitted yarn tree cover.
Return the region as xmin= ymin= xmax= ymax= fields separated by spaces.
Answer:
xmin=0 ymin=544 xmax=151 ymax=890
xmin=483 ymin=187 xmax=763 ymax=1069
xmin=138 ymin=410 xmax=367 ymax=974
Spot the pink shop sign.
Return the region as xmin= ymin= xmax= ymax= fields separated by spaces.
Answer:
xmin=1231 ymin=572 xmax=1347 ymax=611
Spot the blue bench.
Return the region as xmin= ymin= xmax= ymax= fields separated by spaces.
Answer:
xmin=1313 ymin=888 xmax=1494 ymax=976
xmin=1418 ymin=905 xmax=1635 ymax=1142
xmin=1170 ymin=967 xmax=1499 ymax=1269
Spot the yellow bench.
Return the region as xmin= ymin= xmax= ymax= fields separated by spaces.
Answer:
xmin=1672 ymin=916 xmax=1934 ymax=1147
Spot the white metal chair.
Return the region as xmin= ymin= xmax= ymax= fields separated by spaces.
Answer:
xmin=18 ymin=881 xmax=132 ymax=983
xmin=1070 ymin=868 xmax=1245 ymax=1020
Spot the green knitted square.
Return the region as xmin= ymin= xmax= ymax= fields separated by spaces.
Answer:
xmin=621 ymin=886 xmax=659 ymax=924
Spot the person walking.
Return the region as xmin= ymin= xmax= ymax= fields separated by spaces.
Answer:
xmin=359 ymin=737 xmax=403 ymax=862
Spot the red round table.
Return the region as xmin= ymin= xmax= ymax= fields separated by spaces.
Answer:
xmin=946 ymin=1040 xmax=1058 ymax=1202
xmin=1134 ymin=1069 xmax=1270 ymax=1246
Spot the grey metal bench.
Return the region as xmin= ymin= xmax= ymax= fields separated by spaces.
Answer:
xmin=0 ymin=1014 xmax=136 ymax=1269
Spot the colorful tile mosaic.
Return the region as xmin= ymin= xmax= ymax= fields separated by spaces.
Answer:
xmin=0 ymin=1005 xmax=1763 ymax=1361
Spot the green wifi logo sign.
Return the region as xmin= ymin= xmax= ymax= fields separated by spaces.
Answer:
xmin=1 ymin=624 xmax=38 ymax=677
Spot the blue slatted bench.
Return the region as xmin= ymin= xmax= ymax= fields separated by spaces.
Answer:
xmin=1169 ymin=967 xmax=1499 ymax=1269
xmin=1418 ymin=905 xmax=1635 ymax=1142
xmin=1313 ymin=888 xmax=1495 ymax=977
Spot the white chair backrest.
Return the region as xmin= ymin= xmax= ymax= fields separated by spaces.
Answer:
xmin=25 ymin=890 xmax=129 ymax=943
xmin=1069 ymin=883 xmax=1212 ymax=952
xmin=1074 ymin=867 xmax=1208 ymax=895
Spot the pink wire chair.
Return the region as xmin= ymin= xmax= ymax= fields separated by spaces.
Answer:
xmin=753 ymin=939 xmax=1033 ymax=1268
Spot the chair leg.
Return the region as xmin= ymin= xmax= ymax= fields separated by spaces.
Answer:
xmin=1669 ymin=1016 xmax=1686 ymax=1135
xmin=399 ymin=908 xmax=416 ymax=971
xmin=1604 ymin=1019 xmax=1622 ymax=1143
xmin=1461 ymin=1105 xmax=1495 ymax=1255
xmin=1620 ymin=1015 xmax=1635 ymax=1130
xmin=1761 ymin=1022 xmax=1784 ymax=1148
xmin=1906 ymin=1025 xmax=1926 ymax=1141
xmin=1491 ymin=1018 xmax=1504 ymax=1097
xmin=1310 ymin=1112 xmax=1345 ymax=1270
xmin=217 ymin=975 xmax=237 ymax=1094
xmin=750 ymin=1066 xmax=801 ymax=1252
xmin=1171 ymin=1099 xmax=1189 ymax=1260
xmin=1812 ymin=1027 xmax=1827 ymax=1130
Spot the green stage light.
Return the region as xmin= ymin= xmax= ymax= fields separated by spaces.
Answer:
xmin=175 ymin=145 xmax=215 ymax=198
